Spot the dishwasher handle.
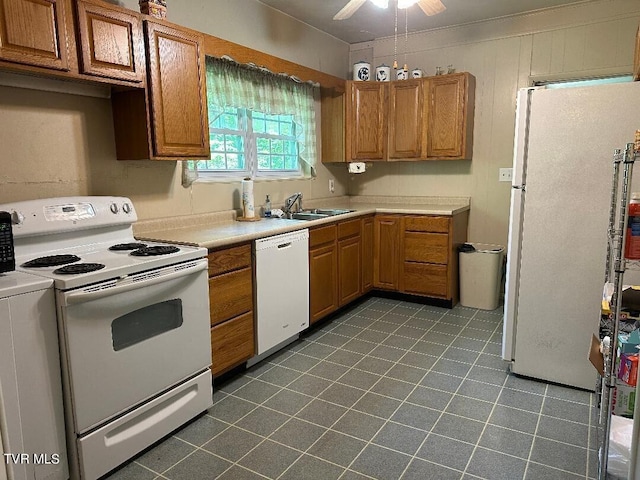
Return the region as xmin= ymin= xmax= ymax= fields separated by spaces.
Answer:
xmin=254 ymin=228 xmax=309 ymax=251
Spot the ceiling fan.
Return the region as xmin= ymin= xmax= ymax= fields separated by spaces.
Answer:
xmin=333 ymin=0 xmax=446 ymax=20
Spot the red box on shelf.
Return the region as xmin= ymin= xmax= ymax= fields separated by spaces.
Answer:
xmin=618 ymin=353 xmax=639 ymax=386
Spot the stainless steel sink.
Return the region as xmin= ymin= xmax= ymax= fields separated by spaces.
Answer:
xmin=289 ymin=208 xmax=355 ymax=221
xmin=290 ymin=212 xmax=330 ymax=221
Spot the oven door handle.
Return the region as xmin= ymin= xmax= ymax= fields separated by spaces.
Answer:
xmin=63 ymin=260 xmax=208 ymax=306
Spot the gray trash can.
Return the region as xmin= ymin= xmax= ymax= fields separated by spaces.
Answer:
xmin=459 ymin=243 xmax=505 ymax=310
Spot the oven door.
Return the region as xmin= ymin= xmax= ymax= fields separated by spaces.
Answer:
xmin=57 ymin=259 xmax=211 ymax=434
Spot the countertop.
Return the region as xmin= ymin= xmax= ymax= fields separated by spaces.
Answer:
xmin=135 ymin=196 xmax=470 ymax=250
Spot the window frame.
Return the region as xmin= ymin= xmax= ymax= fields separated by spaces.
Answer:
xmin=198 ymin=106 xmax=303 ymax=180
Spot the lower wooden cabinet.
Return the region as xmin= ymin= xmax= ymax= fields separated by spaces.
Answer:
xmin=399 ymin=212 xmax=469 ymax=305
xmin=208 ymin=267 xmax=252 ymax=326
xmin=308 ymin=210 xmax=468 ymax=323
xmin=338 ymin=220 xmax=361 ymax=306
xmin=309 ymin=225 xmax=338 ymax=324
xmin=362 ymin=216 xmax=374 ymax=293
xmin=207 ymin=243 xmax=255 ymax=376
xmin=403 ymin=262 xmax=448 ymax=297
xmin=210 ymin=312 xmax=254 ymax=377
xmin=374 ymin=215 xmax=401 ymax=290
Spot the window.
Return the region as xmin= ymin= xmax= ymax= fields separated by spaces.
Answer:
xmin=196 ymin=106 xmax=300 ymax=177
xmin=186 ymin=56 xmax=318 ymax=181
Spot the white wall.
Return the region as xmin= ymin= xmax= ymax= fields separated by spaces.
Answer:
xmin=349 ymin=0 xmax=640 ymax=245
xmin=0 ymin=0 xmax=351 ymax=221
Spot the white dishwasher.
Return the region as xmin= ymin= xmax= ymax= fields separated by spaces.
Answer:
xmin=254 ymin=229 xmax=309 ymax=357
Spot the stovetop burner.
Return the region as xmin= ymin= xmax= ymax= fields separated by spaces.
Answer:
xmin=53 ymin=263 xmax=106 ymax=275
xmin=109 ymin=243 xmax=148 ymax=251
xmin=131 ymin=246 xmax=180 ymax=256
xmin=22 ymin=254 xmax=81 ymax=268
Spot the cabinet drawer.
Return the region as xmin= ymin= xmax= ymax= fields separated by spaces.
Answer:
xmin=338 ymin=219 xmax=360 ymax=239
xmin=209 ymin=267 xmax=253 ymax=326
xmin=404 ymin=216 xmax=449 ymax=233
xmin=208 ymin=244 xmax=251 ymax=276
xmin=403 ymin=263 xmax=448 ymax=297
xmin=309 ymin=224 xmax=337 ymax=248
xmin=211 ymin=311 xmax=254 ymax=376
xmin=404 ymin=232 xmax=448 ymax=264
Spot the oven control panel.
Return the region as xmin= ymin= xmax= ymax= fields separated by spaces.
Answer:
xmin=44 ymin=203 xmax=96 ymax=222
xmin=0 ymin=211 xmax=15 ymax=273
xmin=0 ymin=197 xmax=138 ymax=238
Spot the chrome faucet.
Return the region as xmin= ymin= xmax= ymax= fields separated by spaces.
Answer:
xmin=283 ymin=192 xmax=303 ymax=217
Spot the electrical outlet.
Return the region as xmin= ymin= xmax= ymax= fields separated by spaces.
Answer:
xmin=499 ymin=168 xmax=513 ymax=182
xmin=329 ymin=179 xmax=335 ymax=193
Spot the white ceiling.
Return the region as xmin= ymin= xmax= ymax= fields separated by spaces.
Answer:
xmin=257 ymin=0 xmax=595 ymax=44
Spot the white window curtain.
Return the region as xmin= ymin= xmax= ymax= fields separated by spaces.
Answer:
xmin=182 ymin=55 xmax=319 ymax=187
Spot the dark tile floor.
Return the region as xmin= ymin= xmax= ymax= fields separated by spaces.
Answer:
xmin=105 ymin=296 xmax=597 ymax=480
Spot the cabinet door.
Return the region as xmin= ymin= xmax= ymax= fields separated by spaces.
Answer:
xmin=211 ymin=311 xmax=254 ymax=377
xmin=346 ymin=81 xmax=387 ymax=160
xmin=338 ymin=236 xmax=361 ymax=306
xmin=388 ymin=79 xmax=425 ymax=159
xmin=0 ymin=0 xmax=70 ymax=70
xmin=145 ymin=21 xmax=209 ymax=158
xmin=427 ymin=73 xmax=474 ymax=159
xmin=374 ymin=215 xmax=400 ymax=290
xmin=309 ymin=244 xmax=338 ymax=324
xmin=362 ymin=216 xmax=374 ymax=293
xmin=76 ymin=0 xmax=144 ymax=82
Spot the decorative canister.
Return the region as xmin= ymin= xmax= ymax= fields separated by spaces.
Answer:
xmin=411 ymin=68 xmax=423 ymax=78
xmin=139 ymin=0 xmax=167 ymax=18
xmin=353 ymin=61 xmax=371 ymax=81
xmin=375 ymin=64 xmax=391 ymax=82
xmin=396 ymin=67 xmax=408 ymax=80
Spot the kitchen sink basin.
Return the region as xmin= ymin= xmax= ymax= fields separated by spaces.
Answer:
xmin=289 ymin=208 xmax=355 ymax=221
xmin=290 ymin=212 xmax=330 ymax=220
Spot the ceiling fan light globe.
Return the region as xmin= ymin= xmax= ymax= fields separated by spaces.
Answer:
xmin=369 ymin=0 xmax=389 ymax=8
xmin=398 ymin=0 xmax=418 ymax=8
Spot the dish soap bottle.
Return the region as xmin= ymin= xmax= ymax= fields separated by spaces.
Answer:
xmin=264 ymin=195 xmax=272 ymax=218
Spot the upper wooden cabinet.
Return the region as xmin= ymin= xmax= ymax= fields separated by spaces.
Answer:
xmin=75 ymin=0 xmax=144 ymax=83
xmin=346 ymin=81 xmax=387 ymax=161
xmin=340 ymin=73 xmax=475 ymax=163
xmin=145 ymin=21 xmax=209 ymax=158
xmin=427 ymin=73 xmax=475 ymax=159
xmin=111 ymin=19 xmax=210 ymax=160
xmin=0 ymin=0 xmax=72 ymax=71
xmin=388 ymin=79 xmax=426 ymax=159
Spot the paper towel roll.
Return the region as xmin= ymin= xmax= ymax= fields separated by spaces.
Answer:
xmin=241 ymin=178 xmax=255 ymax=218
xmin=348 ymin=162 xmax=366 ymax=174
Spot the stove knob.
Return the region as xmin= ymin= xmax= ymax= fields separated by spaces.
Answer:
xmin=122 ymin=202 xmax=132 ymax=214
xmin=11 ymin=211 xmax=24 ymax=225
xmin=110 ymin=203 xmax=119 ymax=214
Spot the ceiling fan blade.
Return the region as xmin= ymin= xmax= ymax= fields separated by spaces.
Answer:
xmin=417 ymin=0 xmax=446 ymax=16
xmin=333 ymin=0 xmax=367 ymax=20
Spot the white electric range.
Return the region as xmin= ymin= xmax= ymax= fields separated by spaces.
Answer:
xmin=1 ymin=196 xmax=213 ymax=480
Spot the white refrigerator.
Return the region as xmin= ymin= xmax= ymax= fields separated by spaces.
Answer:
xmin=502 ymin=81 xmax=640 ymax=390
